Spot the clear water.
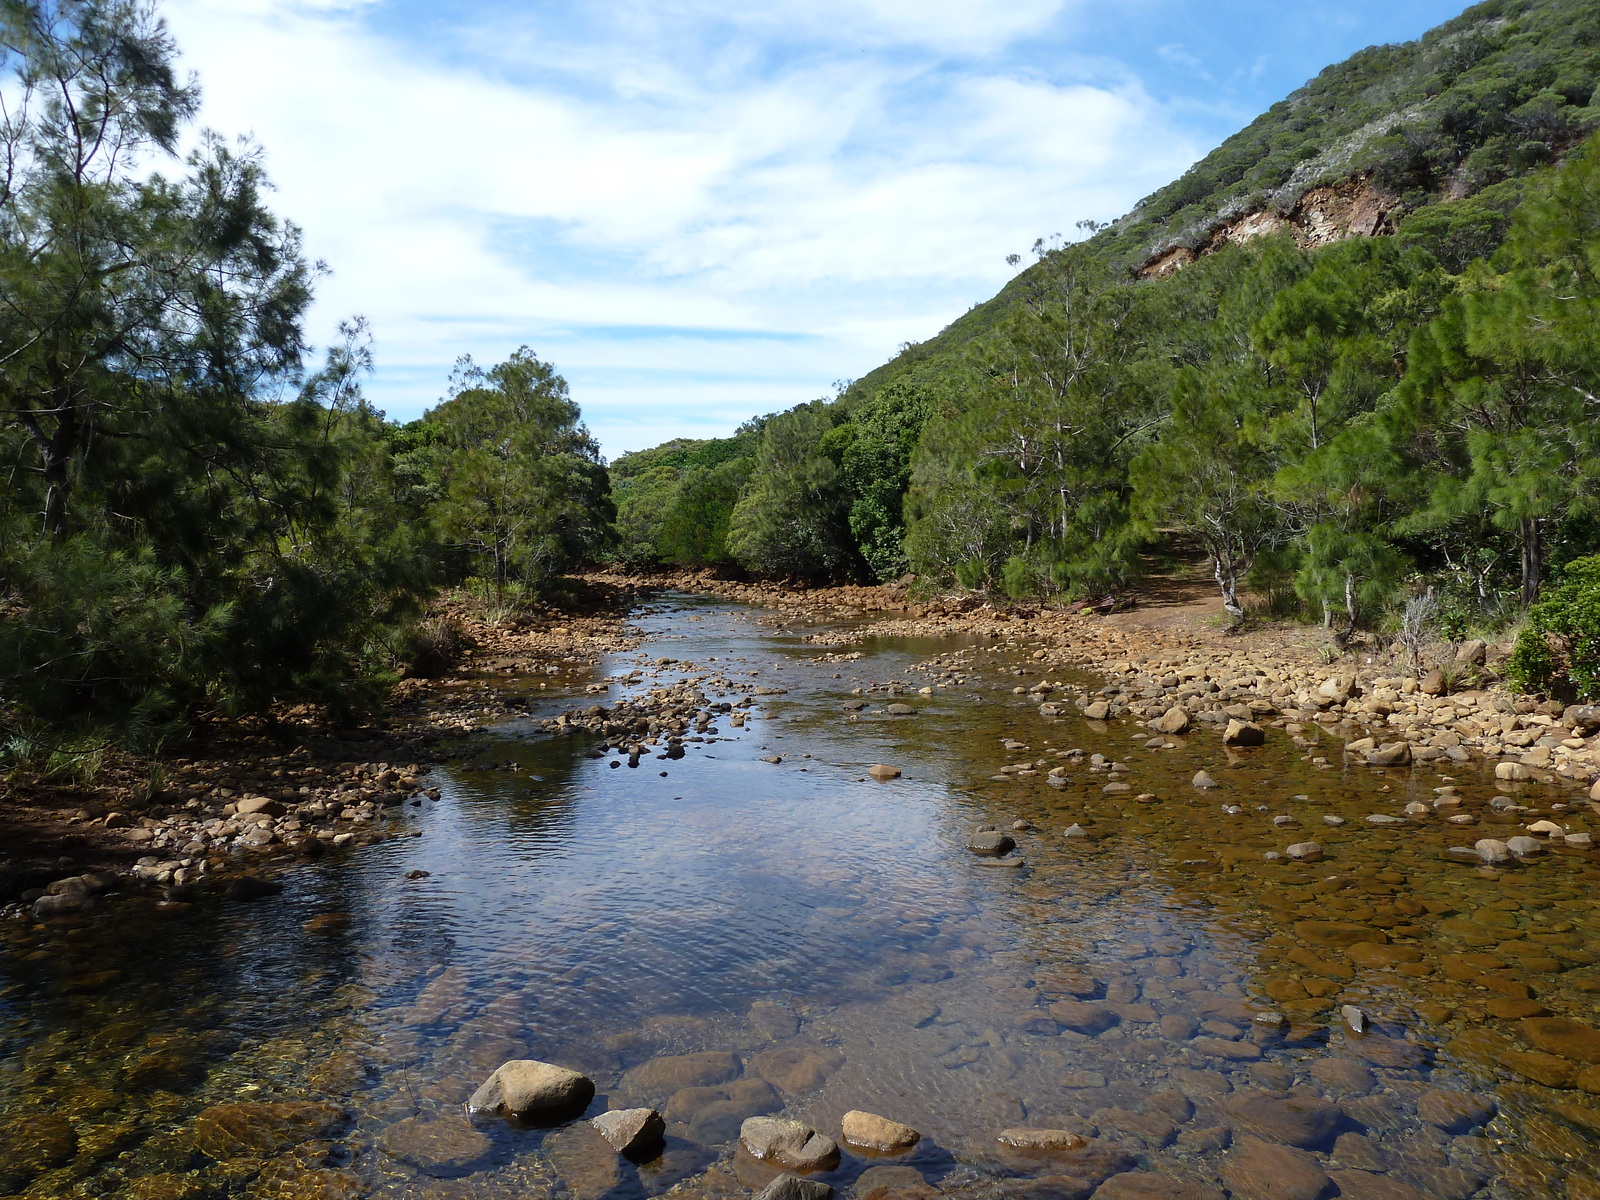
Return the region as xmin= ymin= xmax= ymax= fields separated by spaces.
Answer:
xmin=2 ymin=595 xmax=1597 ymax=1199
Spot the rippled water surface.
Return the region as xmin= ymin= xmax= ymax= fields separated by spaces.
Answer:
xmin=3 ymin=595 xmax=1599 ymax=1199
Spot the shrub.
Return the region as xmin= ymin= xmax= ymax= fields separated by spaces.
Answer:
xmin=1507 ymin=555 xmax=1600 ymax=700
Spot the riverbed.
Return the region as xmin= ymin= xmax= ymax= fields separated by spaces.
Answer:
xmin=2 ymin=593 xmax=1597 ymax=1200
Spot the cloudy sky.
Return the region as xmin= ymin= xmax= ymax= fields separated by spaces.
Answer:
xmin=162 ymin=0 xmax=1468 ymax=458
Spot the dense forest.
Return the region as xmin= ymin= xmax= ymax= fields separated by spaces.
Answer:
xmin=5 ymin=0 xmax=1600 ymax=762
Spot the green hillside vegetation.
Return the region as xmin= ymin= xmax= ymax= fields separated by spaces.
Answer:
xmin=614 ymin=0 xmax=1600 ymax=655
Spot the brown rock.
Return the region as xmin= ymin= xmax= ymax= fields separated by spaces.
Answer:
xmin=1331 ymin=1132 xmax=1385 ymax=1170
xmin=996 ymin=1132 xmax=1135 ymax=1184
xmin=236 ymin=796 xmax=286 ymax=816
xmin=747 ymin=1046 xmax=845 ymax=1095
xmin=840 ymin=1111 xmax=921 ymax=1155
xmin=1192 ymin=1036 xmax=1262 ymax=1060
xmin=1224 ymin=1093 xmax=1341 ymax=1149
xmin=625 ymin=1050 xmax=741 ymax=1095
xmin=0 ymin=1113 xmax=77 ymax=1178
xmin=1092 ymin=1108 xmax=1177 ymax=1148
xmin=1091 ymin=1172 xmax=1224 ymax=1200
xmin=867 ymin=765 xmax=901 ymax=780
xmin=1049 ymin=1000 xmax=1118 ymax=1035
xmin=591 ymin=1108 xmax=665 ymax=1158
xmin=1152 ymin=706 xmax=1191 ymax=735
xmin=378 ymin=1117 xmax=491 ymax=1177
xmin=1523 ymin=1017 xmax=1600 ymax=1063
xmin=1500 ymin=1050 xmax=1574 ymax=1087
xmin=740 ymin=1117 xmax=840 ymax=1174
xmin=1309 ymin=1059 xmax=1374 ymax=1096
xmin=467 ymin=1059 xmax=594 ymax=1120
xmin=545 ymin=1122 xmax=625 ymax=1200
xmin=1487 ymin=997 xmax=1546 ymax=1019
xmin=999 ymin=1128 xmax=1086 ymax=1151
xmin=1219 ymin=1136 xmax=1330 ymax=1200
xmin=1367 ymin=742 xmax=1412 ymax=767
xmin=853 ymin=1166 xmax=931 ymax=1200
xmin=1345 ymin=943 xmax=1420 ymax=968
xmin=1415 ymin=1089 xmax=1495 ymax=1134
xmin=1224 ymin=720 xmax=1266 ymax=747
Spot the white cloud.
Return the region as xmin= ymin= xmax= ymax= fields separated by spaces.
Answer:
xmin=160 ymin=0 xmax=1199 ymax=455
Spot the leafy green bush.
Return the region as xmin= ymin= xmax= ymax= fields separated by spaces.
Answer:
xmin=1507 ymin=556 xmax=1600 ymax=700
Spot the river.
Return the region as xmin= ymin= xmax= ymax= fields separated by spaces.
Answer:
xmin=1 ymin=593 xmax=1596 ymax=1199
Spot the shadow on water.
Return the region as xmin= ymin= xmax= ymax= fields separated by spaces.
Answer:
xmin=1 ymin=594 xmax=1597 ymax=1198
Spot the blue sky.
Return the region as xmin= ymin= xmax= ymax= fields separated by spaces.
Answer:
xmin=164 ymin=0 xmax=1470 ymax=458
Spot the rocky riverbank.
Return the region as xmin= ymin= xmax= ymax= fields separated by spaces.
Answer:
xmin=0 ymin=582 xmax=648 ymax=922
xmin=587 ymin=570 xmax=1600 ymax=798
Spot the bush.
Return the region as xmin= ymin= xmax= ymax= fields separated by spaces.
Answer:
xmin=1507 ymin=555 xmax=1600 ymax=700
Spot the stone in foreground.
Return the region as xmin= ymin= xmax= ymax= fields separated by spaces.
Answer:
xmin=740 ymin=1116 xmax=841 ymax=1173
xmin=866 ymin=764 xmax=901 ymax=780
xmin=1223 ymin=720 xmax=1265 ymax=747
xmin=591 ymin=1107 xmax=665 ymax=1159
xmin=840 ymin=1110 xmax=921 ymax=1154
xmin=467 ymin=1059 xmax=594 ymax=1120
xmin=967 ymin=830 xmax=1016 ymax=856
xmin=754 ymin=1174 xmax=834 ymax=1200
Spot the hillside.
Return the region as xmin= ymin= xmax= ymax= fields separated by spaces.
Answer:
xmin=841 ymin=0 xmax=1600 ymax=405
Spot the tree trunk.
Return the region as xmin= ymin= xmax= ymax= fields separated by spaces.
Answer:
xmin=1214 ymin=554 xmax=1243 ymax=617
xmin=1521 ymin=517 xmax=1542 ymax=608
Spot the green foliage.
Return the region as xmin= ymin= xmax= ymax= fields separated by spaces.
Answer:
xmin=607 ymin=428 xmax=761 ymax=569
xmin=727 ymin=402 xmax=859 ymax=581
xmin=907 ymin=247 xmax=1164 ymax=597
xmin=424 ymin=349 xmax=613 ymax=592
xmin=1508 ymin=555 xmax=1600 ymax=699
xmin=0 ymin=3 xmax=610 ymax=748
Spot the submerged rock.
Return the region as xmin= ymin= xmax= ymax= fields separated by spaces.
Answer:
xmin=378 ymin=1116 xmax=492 ymax=1177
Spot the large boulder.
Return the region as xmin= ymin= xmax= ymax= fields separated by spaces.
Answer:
xmin=1367 ymin=742 xmax=1412 ymax=767
xmin=467 ymin=1059 xmax=594 ymax=1120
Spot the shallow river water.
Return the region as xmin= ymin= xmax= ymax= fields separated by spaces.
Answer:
xmin=3 ymin=595 xmax=1599 ymax=1200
